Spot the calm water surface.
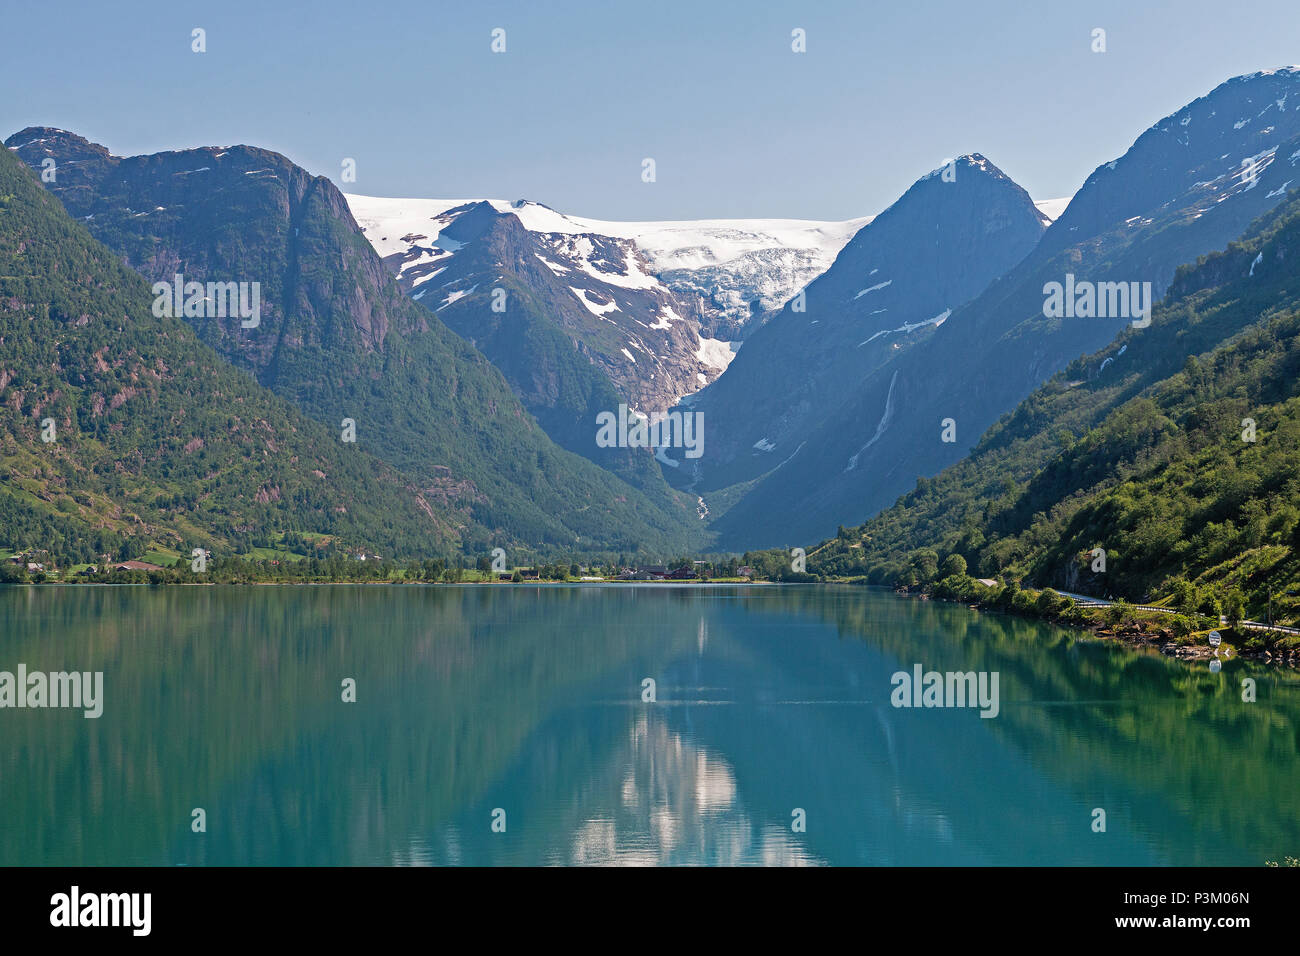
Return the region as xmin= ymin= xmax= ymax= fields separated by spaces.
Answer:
xmin=1 ymin=584 xmax=1297 ymax=865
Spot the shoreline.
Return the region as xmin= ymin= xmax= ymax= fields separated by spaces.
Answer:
xmin=912 ymin=587 xmax=1300 ymax=669
xmin=0 ymin=578 xmax=771 ymax=588
xmin=9 ymin=576 xmax=1297 ymax=667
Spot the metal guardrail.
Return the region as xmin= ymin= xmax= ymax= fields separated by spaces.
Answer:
xmin=1049 ymin=591 xmax=1300 ymax=634
xmin=1240 ymin=620 xmax=1300 ymax=635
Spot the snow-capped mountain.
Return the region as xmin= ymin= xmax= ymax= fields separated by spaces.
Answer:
xmin=349 ymin=197 xmax=717 ymax=420
xmin=348 ymin=194 xmax=870 ymax=341
xmin=344 ymin=194 xmax=874 ymax=475
xmin=346 ymin=188 xmax=1072 ymax=484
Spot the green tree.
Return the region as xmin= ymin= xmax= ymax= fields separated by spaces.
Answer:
xmin=909 ymin=548 xmax=939 ymax=585
xmin=1224 ymin=589 xmax=1246 ymax=627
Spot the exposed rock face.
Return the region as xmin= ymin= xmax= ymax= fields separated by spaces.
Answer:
xmin=377 ymin=199 xmax=710 ymax=414
xmin=347 ymin=194 xmax=868 ymax=472
xmin=6 ymin=128 xmax=415 ymax=385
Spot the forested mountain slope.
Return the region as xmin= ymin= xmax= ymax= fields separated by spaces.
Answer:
xmin=0 ymin=144 xmax=458 ymax=561
xmin=814 ymin=187 xmax=1300 ymax=621
xmin=6 ymin=128 xmax=701 ymax=555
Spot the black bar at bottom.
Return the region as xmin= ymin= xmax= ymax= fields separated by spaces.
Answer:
xmin=0 ymin=866 xmax=1291 ymax=941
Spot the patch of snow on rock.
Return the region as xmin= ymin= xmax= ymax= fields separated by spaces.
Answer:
xmin=570 ymin=287 xmax=620 ymax=316
xmin=695 ymin=336 xmax=739 ymax=372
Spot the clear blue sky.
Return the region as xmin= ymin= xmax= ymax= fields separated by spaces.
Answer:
xmin=4 ymin=0 xmax=1298 ymax=220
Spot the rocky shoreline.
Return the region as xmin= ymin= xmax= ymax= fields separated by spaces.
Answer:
xmin=915 ymin=590 xmax=1300 ymax=669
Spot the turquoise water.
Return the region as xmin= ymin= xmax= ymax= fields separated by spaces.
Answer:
xmin=1 ymin=584 xmax=1296 ymax=865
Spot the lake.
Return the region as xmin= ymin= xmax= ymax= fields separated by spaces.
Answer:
xmin=1 ymin=584 xmax=1296 ymax=866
